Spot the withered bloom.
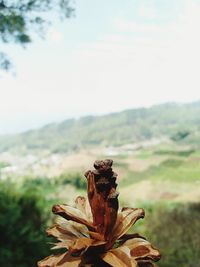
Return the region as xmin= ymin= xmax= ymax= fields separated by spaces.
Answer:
xmin=38 ymin=159 xmax=161 ymax=267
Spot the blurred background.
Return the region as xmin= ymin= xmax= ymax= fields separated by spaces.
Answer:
xmin=0 ymin=0 xmax=200 ymax=266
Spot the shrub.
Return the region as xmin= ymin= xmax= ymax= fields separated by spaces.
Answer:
xmin=55 ymin=173 xmax=86 ymax=190
xmin=0 ymin=182 xmax=51 ymax=267
xmin=143 ymin=203 xmax=200 ymax=267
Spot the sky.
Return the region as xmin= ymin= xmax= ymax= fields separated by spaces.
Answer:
xmin=0 ymin=0 xmax=200 ymax=134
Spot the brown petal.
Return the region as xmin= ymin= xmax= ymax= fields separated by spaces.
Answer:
xmin=124 ymin=238 xmax=161 ymax=262
xmin=104 ymin=188 xmax=119 ymax=238
xmin=37 ymin=253 xmax=67 ymax=267
xmin=75 ymin=196 xmax=92 ymax=221
xmin=38 ymin=253 xmax=81 ymax=267
xmin=101 ymin=247 xmax=132 ymax=267
xmin=70 ymin=237 xmax=106 ymax=256
xmin=86 ymin=171 xmax=105 ymax=232
xmin=57 ymin=219 xmax=90 ymax=238
xmin=86 ymin=170 xmax=119 ymax=237
xmin=119 ymin=233 xmax=146 ymax=244
xmin=56 ymin=252 xmax=81 ymax=267
xmin=87 ymin=230 xmax=105 ymax=241
xmin=52 ymin=204 xmax=95 ymax=231
xmin=131 ymin=259 xmax=138 ymax=267
xmin=47 ymin=224 xmax=78 ymax=241
xmin=108 ymin=208 xmax=145 ymax=247
xmin=75 ymin=196 xmax=86 ymax=213
xmin=69 ymin=237 xmax=94 ymax=256
xmin=51 ymin=241 xmax=73 ymax=250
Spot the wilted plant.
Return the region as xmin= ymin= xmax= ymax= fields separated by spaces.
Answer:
xmin=38 ymin=159 xmax=161 ymax=267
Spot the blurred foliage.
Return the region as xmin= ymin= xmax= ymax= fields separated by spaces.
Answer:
xmin=0 ymin=171 xmax=86 ymax=266
xmin=0 ymin=0 xmax=74 ymax=70
xmin=154 ymin=149 xmax=194 ymax=157
xmin=159 ymin=158 xmax=183 ymax=168
xmin=22 ymin=172 xmax=86 ymax=191
xmin=1 ymin=102 xmax=200 ymax=153
xmin=143 ymin=203 xmax=200 ymax=267
xmin=0 ymin=181 xmax=51 ymax=267
xmin=55 ymin=172 xmax=86 ymax=190
xmin=170 ymin=130 xmax=191 ymax=141
xmin=0 ymin=160 xmax=10 ymax=168
xmin=20 ymin=173 xmax=86 ymax=200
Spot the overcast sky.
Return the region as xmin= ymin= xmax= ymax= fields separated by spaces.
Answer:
xmin=0 ymin=0 xmax=200 ymax=134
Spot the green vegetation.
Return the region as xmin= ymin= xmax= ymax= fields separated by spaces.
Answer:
xmin=0 ymin=181 xmax=51 ymax=267
xmin=170 ymin=130 xmax=191 ymax=141
xmin=154 ymin=149 xmax=195 ymax=157
xmin=159 ymin=158 xmax=183 ymax=167
xmin=1 ymin=102 xmax=200 ymax=153
xmin=122 ymin=156 xmax=200 ymax=186
xmin=55 ymin=173 xmax=86 ymax=190
xmin=136 ymin=150 xmax=153 ymax=159
xmin=24 ymin=172 xmax=86 ymax=190
xmin=0 ymin=172 xmax=86 ymax=267
xmin=0 ymin=161 xmax=10 ymax=168
xmin=141 ymin=203 xmax=200 ymax=267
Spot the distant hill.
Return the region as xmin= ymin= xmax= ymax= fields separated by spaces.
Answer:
xmin=1 ymin=101 xmax=200 ymax=153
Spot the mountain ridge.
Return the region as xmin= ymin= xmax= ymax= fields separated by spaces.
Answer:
xmin=1 ymin=101 xmax=200 ymax=153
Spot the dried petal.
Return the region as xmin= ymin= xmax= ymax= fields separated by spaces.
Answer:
xmin=56 ymin=252 xmax=81 ymax=266
xmin=52 ymin=204 xmax=95 ymax=231
xmin=51 ymin=241 xmax=73 ymax=250
xmin=47 ymin=224 xmax=78 ymax=241
xmin=75 ymin=196 xmax=87 ymax=214
xmin=87 ymin=230 xmax=105 ymax=241
xmin=57 ymin=220 xmax=89 ymax=238
xmin=69 ymin=237 xmax=106 ymax=257
xmin=85 ymin=160 xmax=119 ymax=237
xmin=108 ymin=208 xmax=145 ymax=247
xmin=69 ymin=237 xmax=94 ymax=256
xmin=131 ymin=259 xmax=138 ymax=267
xmin=75 ymin=196 xmax=93 ymax=222
xmin=124 ymin=238 xmax=161 ymax=262
xmin=86 ymin=171 xmax=104 ymax=232
xmin=101 ymin=246 xmax=132 ymax=267
xmin=119 ymin=233 xmax=146 ymax=244
xmin=37 ymin=253 xmax=67 ymax=267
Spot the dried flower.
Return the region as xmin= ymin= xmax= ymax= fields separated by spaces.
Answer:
xmin=38 ymin=159 xmax=161 ymax=267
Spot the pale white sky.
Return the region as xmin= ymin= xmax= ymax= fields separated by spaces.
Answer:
xmin=0 ymin=0 xmax=200 ymax=134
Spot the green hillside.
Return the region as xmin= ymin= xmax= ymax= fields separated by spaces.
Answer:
xmin=1 ymin=101 xmax=200 ymax=153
